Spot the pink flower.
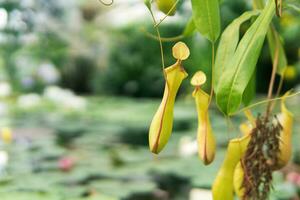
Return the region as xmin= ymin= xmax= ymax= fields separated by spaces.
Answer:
xmin=58 ymin=157 xmax=75 ymax=172
xmin=286 ymin=172 xmax=300 ymax=186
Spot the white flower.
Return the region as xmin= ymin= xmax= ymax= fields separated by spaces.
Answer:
xmin=44 ymin=86 xmax=72 ymax=103
xmin=43 ymin=86 xmax=86 ymax=111
xmin=66 ymin=96 xmax=86 ymax=111
xmin=0 ymin=9 xmax=8 ymax=30
xmin=189 ymin=188 xmax=213 ymax=200
xmin=0 ymin=102 xmax=9 ymax=117
xmin=37 ymin=62 xmax=60 ymax=84
xmin=20 ymin=33 xmax=38 ymax=45
xmin=17 ymin=93 xmax=41 ymax=109
xmin=0 ymin=82 xmax=12 ymax=98
xmin=20 ymin=0 xmax=35 ymax=8
xmin=0 ymin=151 xmax=8 ymax=173
xmin=178 ymin=136 xmax=198 ymax=157
xmin=8 ymin=10 xmax=27 ymax=31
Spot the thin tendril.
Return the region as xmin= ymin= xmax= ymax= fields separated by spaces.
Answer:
xmin=225 ymin=115 xmax=235 ymax=140
xmin=233 ymin=91 xmax=300 ymax=115
xmin=140 ymin=27 xmax=184 ymax=42
xmin=148 ymin=6 xmax=165 ymax=72
xmin=154 ymin=0 xmax=180 ymax=28
xmin=208 ymin=42 xmax=215 ymax=106
xmin=98 ymin=0 xmax=114 ymax=6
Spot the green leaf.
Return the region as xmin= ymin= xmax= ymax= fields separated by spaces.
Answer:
xmin=254 ymin=0 xmax=288 ymax=76
xmin=144 ymin=0 xmax=151 ymax=10
xmin=191 ymin=0 xmax=221 ymax=42
xmin=216 ymin=0 xmax=275 ymax=115
xmin=266 ymin=27 xmax=287 ymax=76
xmin=156 ymin=0 xmax=177 ymax=16
xmin=285 ymin=0 xmax=300 ymax=13
xmin=242 ymin=71 xmax=256 ymax=106
xmin=286 ymin=3 xmax=300 ymax=13
xmin=214 ymin=10 xmax=260 ymax=88
xmin=183 ymin=18 xmax=196 ymax=37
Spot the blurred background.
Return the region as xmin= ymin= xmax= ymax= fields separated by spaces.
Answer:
xmin=0 ymin=0 xmax=299 ymax=199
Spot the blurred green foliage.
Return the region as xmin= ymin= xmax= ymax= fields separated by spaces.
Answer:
xmin=0 ymin=0 xmax=299 ymax=97
xmin=96 ymin=24 xmax=187 ymax=97
xmin=0 ymin=1 xmax=299 ymax=199
xmin=2 ymin=96 xmax=300 ymax=199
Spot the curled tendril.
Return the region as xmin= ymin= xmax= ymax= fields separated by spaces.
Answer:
xmin=98 ymin=0 xmax=114 ymax=6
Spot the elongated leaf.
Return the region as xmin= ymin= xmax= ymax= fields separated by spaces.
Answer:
xmin=191 ymin=0 xmax=221 ymax=42
xmin=216 ymin=0 xmax=275 ymax=115
xmin=214 ymin=10 xmax=260 ymax=88
xmin=242 ymin=71 xmax=256 ymax=106
xmin=254 ymin=0 xmax=287 ymax=76
xmin=183 ymin=18 xmax=196 ymax=37
xmin=266 ymin=27 xmax=287 ymax=75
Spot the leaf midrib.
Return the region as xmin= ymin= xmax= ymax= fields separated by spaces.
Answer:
xmin=204 ymin=0 xmax=214 ymax=41
xmin=225 ymin=4 xmax=273 ymax=113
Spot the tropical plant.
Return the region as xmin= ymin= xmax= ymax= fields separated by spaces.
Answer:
xmin=99 ymin=0 xmax=300 ymax=199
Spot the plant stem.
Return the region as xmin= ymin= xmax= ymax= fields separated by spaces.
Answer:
xmin=208 ymin=42 xmax=215 ymax=106
xmin=269 ymin=70 xmax=285 ymax=111
xmin=275 ymin=0 xmax=282 ymax=17
xmin=154 ymin=0 xmax=180 ymax=27
xmin=265 ymin=39 xmax=279 ymax=118
xmin=254 ymin=0 xmax=283 ymax=117
xmin=140 ymin=28 xmax=184 ymax=42
xmin=149 ymin=8 xmax=165 ymax=72
xmin=234 ymin=91 xmax=300 ymax=115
